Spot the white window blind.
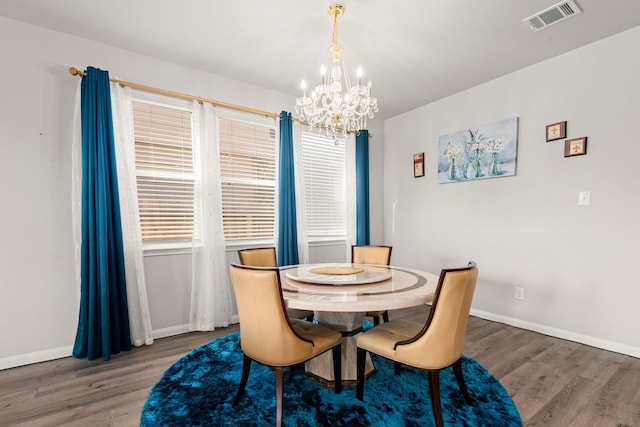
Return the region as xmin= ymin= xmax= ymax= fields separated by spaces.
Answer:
xmin=300 ymin=133 xmax=347 ymax=239
xmin=132 ymin=101 xmax=195 ymax=242
xmin=218 ymin=117 xmax=276 ymax=240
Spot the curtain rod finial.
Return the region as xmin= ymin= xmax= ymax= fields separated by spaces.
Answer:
xmin=69 ymin=67 xmax=82 ymax=76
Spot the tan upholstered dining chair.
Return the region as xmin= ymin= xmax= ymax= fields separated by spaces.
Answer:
xmin=356 ymin=262 xmax=478 ymax=427
xmin=351 ymin=245 xmax=392 ymax=326
xmin=229 ymin=263 xmax=342 ymax=427
xmin=238 ymin=247 xmax=314 ymax=321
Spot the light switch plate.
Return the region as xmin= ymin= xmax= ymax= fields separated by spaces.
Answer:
xmin=578 ymin=191 xmax=591 ymax=206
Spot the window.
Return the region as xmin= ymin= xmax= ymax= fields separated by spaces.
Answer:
xmin=132 ymin=100 xmax=276 ymax=246
xmin=218 ymin=116 xmax=277 ymax=241
xmin=300 ymin=132 xmax=347 ymax=240
xmin=133 ymin=96 xmax=345 ymax=248
xmin=132 ymin=101 xmax=195 ymax=242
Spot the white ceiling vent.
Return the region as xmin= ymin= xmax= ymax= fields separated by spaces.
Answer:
xmin=523 ymin=1 xmax=582 ymax=32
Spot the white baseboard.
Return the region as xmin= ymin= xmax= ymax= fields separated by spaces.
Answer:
xmin=0 ymin=345 xmax=73 ymax=371
xmin=470 ymin=308 xmax=640 ymax=359
xmin=1 ymin=319 xmax=241 ymax=371
xmin=4 ymin=312 xmax=636 ymax=371
xmin=152 ymin=324 xmax=191 ymax=340
xmin=152 ymin=318 xmax=239 ymax=340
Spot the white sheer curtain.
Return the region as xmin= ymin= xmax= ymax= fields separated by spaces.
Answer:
xmin=71 ymin=79 xmax=154 ymax=347
xmin=189 ymin=101 xmax=233 ymax=331
xmin=110 ymin=82 xmax=154 ymax=346
xmin=292 ymin=121 xmax=309 ymax=264
xmin=345 ymin=133 xmax=357 ymax=261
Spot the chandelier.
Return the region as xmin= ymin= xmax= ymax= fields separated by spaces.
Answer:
xmin=295 ymin=2 xmax=378 ymax=140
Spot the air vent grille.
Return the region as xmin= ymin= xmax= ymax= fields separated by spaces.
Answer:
xmin=523 ymin=0 xmax=582 ymax=32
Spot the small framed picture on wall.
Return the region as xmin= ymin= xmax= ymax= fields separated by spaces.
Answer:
xmin=564 ymin=137 xmax=588 ymax=157
xmin=413 ymin=152 xmax=425 ymax=178
xmin=546 ymin=121 xmax=567 ymax=142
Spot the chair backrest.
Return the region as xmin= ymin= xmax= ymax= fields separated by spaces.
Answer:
xmin=351 ymin=245 xmax=392 ymax=266
xmin=238 ymin=247 xmax=277 ymax=267
xmin=395 ymin=262 xmax=478 ymax=369
xmin=229 ymin=263 xmax=313 ymax=366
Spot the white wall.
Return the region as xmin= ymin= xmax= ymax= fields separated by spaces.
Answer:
xmin=8 ymin=10 xmax=634 ymax=369
xmin=383 ymin=26 xmax=640 ymax=357
xmin=0 ymin=16 xmax=385 ymax=368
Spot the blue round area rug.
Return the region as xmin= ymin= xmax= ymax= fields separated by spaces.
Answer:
xmin=141 ymin=331 xmax=522 ymax=426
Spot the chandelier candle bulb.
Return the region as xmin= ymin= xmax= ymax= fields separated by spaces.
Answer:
xmin=357 ymin=67 xmax=363 ymax=85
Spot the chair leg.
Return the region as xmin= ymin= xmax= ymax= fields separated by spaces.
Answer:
xmin=275 ymin=367 xmax=283 ymax=427
xmin=382 ymin=310 xmax=389 ymax=323
xmin=428 ymin=370 xmax=444 ymax=427
xmin=453 ymin=358 xmax=473 ymax=404
xmin=356 ymin=347 xmax=366 ymax=400
xmin=394 ymin=361 xmax=401 ymax=376
xmin=233 ymin=355 xmax=252 ymax=406
xmin=332 ymin=344 xmax=342 ymax=394
xmin=372 ymin=316 xmax=380 ymax=327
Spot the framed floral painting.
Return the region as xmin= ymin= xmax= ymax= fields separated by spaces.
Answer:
xmin=546 ymin=121 xmax=566 ymax=142
xmin=564 ymin=137 xmax=587 ymax=157
xmin=437 ymin=117 xmax=519 ymax=183
xmin=413 ymin=152 xmax=425 ymax=178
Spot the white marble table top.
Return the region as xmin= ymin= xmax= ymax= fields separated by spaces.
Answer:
xmin=281 ymin=263 xmax=439 ymax=313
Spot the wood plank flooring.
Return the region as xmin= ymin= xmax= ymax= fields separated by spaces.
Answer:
xmin=1 ymin=306 xmax=639 ymax=426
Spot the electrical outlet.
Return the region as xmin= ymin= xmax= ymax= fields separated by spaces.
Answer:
xmin=578 ymin=191 xmax=591 ymax=206
xmin=514 ymin=287 xmax=525 ymax=300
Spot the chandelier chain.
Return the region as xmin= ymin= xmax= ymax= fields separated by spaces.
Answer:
xmin=331 ymin=5 xmax=340 ymax=51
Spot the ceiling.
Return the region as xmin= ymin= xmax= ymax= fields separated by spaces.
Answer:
xmin=2 ymin=0 xmax=640 ymax=119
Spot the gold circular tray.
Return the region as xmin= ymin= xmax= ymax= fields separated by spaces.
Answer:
xmin=285 ymin=264 xmax=392 ymax=285
xmin=308 ymin=266 xmax=364 ymax=275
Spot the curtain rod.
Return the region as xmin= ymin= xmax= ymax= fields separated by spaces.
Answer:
xmin=69 ymin=67 xmax=371 ymax=137
xmin=68 ymin=67 xmax=281 ymax=119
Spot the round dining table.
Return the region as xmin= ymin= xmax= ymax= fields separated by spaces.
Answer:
xmin=280 ymin=263 xmax=439 ymax=386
